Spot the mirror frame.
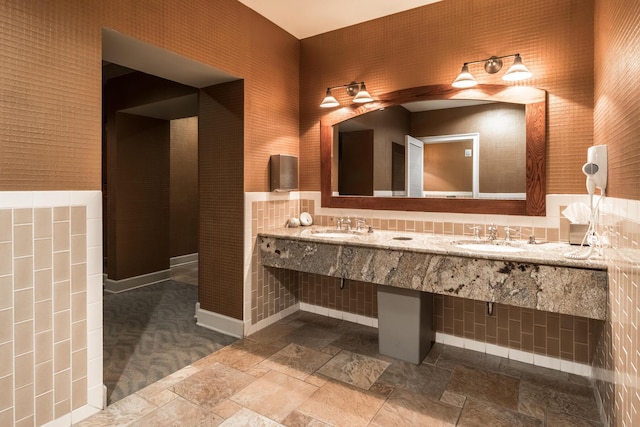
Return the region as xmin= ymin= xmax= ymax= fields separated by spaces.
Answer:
xmin=320 ymin=84 xmax=547 ymax=216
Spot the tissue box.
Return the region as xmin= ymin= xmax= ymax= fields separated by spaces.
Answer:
xmin=569 ymin=223 xmax=589 ymax=245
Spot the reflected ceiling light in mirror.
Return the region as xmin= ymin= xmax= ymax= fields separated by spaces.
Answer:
xmin=452 ymin=54 xmax=532 ymax=88
xmin=320 ymin=81 xmax=373 ymax=108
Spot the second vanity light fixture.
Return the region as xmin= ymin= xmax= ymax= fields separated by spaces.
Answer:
xmin=452 ymin=53 xmax=533 ymax=88
xmin=320 ymin=81 xmax=373 ymax=108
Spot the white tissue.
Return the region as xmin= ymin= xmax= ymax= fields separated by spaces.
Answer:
xmin=561 ymin=202 xmax=591 ymax=224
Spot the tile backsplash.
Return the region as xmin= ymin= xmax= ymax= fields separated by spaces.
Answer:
xmin=592 ymin=197 xmax=640 ymax=426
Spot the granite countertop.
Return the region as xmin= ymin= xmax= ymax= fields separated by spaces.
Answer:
xmin=259 ymin=226 xmax=608 ymax=271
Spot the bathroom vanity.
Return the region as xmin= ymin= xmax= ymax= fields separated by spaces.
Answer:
xmin=259 ymin=227 xmax=607 ymax=363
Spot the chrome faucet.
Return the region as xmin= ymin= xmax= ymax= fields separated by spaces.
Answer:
xmin=487 ymin=223 xmax=498 ymax=241
xmin=467 ymin=225 xmax=482 ymax=240
xmin=504 ymin=226 xmax=520 ymax=241
xmin=356 ymin=219 xmax=370 ymax=232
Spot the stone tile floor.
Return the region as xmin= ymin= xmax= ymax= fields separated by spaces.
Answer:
xmin=77 ymin=311 xmax=603 ymax=426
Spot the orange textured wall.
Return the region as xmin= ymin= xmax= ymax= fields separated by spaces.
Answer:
xmin=594 ymin=0 xmax=640 ymax=202
xmin=0 ymin=0 xmax=299 ymax=191
xmin=593 ymin=0 xmax=640 ymax=425
xmin=300 ymin=0 xmax=595 ymax=196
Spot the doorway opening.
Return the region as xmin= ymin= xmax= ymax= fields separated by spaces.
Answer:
xmin=101 ymin=29 xmax=239 ymax=404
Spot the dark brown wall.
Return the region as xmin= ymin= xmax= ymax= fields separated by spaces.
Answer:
xmin=108 ymin=113 xmax=170 ymax=280
xmin=338 ymin=130 xmax=374 ymax=196
xmin=412 ymin=103 xmax=526 ymax=194
xmin=300 ymin=0 xmax=595 ymax=196
xmin=199 ymin=80 xmax=244 ymax=319
xmin=104 ymin=72 xmax=197 ymax=279
xmin=170 ymin=117 xmax=199 ymax=258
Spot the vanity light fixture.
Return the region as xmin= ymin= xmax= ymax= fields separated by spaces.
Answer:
xmin=320 ymin=81 xmax=373 ymax=108
xmin=452 ymin=53 xmax=533 ymax=88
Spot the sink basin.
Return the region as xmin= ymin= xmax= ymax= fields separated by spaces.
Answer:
xmin=312 ymin=232 xmax=359 ymax=238
xmin=456 ymin=243 xmax=526 ymax=253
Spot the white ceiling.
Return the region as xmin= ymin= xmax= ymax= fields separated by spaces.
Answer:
xmin=237 ymin=0 xmax=442 ymax=39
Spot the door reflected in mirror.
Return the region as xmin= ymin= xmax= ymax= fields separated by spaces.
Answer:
xmin=335 ymin=101 xmax=526 ymax=200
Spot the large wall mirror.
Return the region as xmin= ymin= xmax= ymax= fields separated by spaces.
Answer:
xmin=320 ymin=84 xmax=546 ymax=216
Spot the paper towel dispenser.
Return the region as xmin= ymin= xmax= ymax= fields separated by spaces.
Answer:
xmin=270 ymin=154 xmax=298 ymax=192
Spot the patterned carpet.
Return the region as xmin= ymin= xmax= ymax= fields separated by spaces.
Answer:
xmin=103 ymin=277 xmax=237 ymax=404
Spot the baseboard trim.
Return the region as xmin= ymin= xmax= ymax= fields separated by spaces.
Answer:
xmin=433 ymin=332 xmax=592 ymax=377
xmin=170 ymin=253 xmax=198 ymax=267
xmin=42 ymin=402 xmax=102 ymax=427
xmin=195 ymin=303 xmax=244 ymax=338
xmin=299 ymin=302 xmax=378 ymax=328
xmin=296 ymin=303 xmax=592 ymax=379
xmin=103 ymin=269 xmax=171 ymax=293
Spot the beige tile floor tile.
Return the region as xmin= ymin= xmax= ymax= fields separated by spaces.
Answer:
xmin=281 ymin=410 xmax=331 ymax=426
xmin=128 ymin=397 xmax=223 ymax=427
xmin=248 ymin=323 xmax=299 ymax=349
xmin=316 ymin=350 xmax=389 ymax=390
xmin=435 ymin=344 xmax=502 ymax=373
xmin=282 ymin=324 xmax=342 ymax=352
xmin=518 ymin=370 xmax=601 ymax=422
xmin=218 ymin=407 xmax=283 ymax=426
xmin=212 ymin=399 xmax=243 ymax=419
xmin=440 ymin=390 xmax=467 ymax=408
xmin=195 ymin=339 xmax=281 ymax=372
xmin=172 ymin=362 xmax=255 ymax=411
xmin=296 ymin=380 xmax=386 ymax=427
xmin=135 ymin=365 xmax=200 ymax=402
xmin=231 ymin=370 xmax=318 ymax=422
xmin=545 ymin=409 xmax=604 ymax=426
xmin=370 ymin=387 xmax=461 ymax=427
xmin=377 ymin=359 xmax=452 ymax=400
xmin=446 ymin=365 xmax=520 ymax=410
xmin=457 ymin=398 xmax=542 ymax=427
xmin=74 ymin=393 xmax=156 ymax=427
xmin=260 ymin=343 xmax=334 ymax=381
xmin=142 ymin=388 xmax=179 ymax=407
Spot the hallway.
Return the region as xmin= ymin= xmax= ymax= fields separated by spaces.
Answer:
xmin=102 ymin=263 xmax=236 ymax=404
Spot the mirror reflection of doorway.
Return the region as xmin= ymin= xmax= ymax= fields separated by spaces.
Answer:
xmin=391 ymin=142 xmax=405 ymax=196
xmin=338 ymin=129 xmax=374 ymax=196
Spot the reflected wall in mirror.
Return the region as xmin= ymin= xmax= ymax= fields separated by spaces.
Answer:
xmin=334 ymin=101 xmax=527 ymax=200
xmin=320 ymin=84 xmax=546 ymax=216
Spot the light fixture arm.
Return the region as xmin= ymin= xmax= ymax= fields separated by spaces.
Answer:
xmin=325 ymin=81 xmax=365 ymax=95
xmin=463 ymin=53 xmax=522 ymax=68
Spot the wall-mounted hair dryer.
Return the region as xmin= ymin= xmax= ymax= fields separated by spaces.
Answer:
xmin=582 ymin=145 xmax=607 ymax=208
xmin=565 ymin=145 xmax=608 ymax=260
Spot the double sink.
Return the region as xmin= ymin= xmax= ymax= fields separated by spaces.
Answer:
xmin=310 ymin=229 xmax=548 ymax=254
